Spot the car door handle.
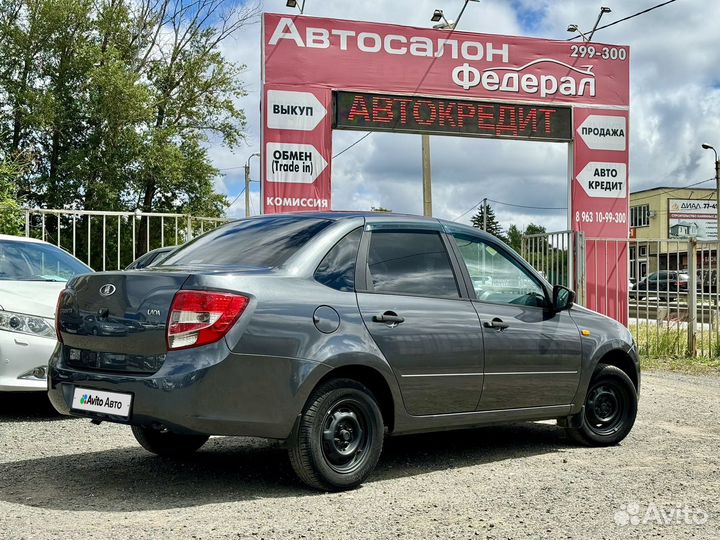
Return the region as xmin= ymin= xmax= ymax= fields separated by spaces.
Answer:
xmin=483 ymin=318 xmax=509 ymax=330
xmin=372 ymin=311 xmax=405 ymax=324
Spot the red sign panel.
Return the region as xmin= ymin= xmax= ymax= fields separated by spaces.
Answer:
xmin=263 ymin=13 xmax=629 ymax=105
xmin=263 ymin=84 xmax=332 ymax=213
xmin=262 ymin=13 xmax=629 ymax=216
xmin=572 ymin=107 xmax=629 ymax=238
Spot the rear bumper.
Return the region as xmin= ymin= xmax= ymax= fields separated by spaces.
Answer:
xmin=0 ymin=330 xmax=55 ymax=392
xmin=48 ymin=340 xmax=331 ymax=439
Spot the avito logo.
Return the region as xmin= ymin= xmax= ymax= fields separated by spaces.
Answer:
xmin=79 ymin=394 xmax=105 ymax=406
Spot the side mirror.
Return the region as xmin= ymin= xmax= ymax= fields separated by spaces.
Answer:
xmin=552 ymin=285 xmax=575 ymax=312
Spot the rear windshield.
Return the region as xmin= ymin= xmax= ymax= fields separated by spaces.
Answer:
xmin=160 ymin=217 xmax=332 ymax=268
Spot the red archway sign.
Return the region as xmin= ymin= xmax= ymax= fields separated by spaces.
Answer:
xmin=261 ymin=13 xmax=630 ymax=323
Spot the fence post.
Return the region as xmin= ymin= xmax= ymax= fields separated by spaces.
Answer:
xmin=688 ymin=238 xmax=698 ymax=356
xmin=568 ymin=232 xmax=574 ymax=293
xmin=186 ymin=215 xmax=193 ymax=242
xmin=574 ymin=232 xmax=586 ymax=306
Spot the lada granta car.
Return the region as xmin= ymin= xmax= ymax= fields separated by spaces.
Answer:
xmin=49 ymin=212 xmax=640 ymax=491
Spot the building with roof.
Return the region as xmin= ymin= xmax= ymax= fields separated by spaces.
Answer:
xmin=629 ymin=186 xmax=718 ymax=286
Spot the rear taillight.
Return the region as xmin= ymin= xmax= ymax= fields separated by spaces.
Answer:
xmin=167 ymin=290 xmax=249 ymax=350
xmin=55 ymin=289 xmax=68 ymax=342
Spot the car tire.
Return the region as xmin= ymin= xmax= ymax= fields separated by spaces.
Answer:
xmin=131 ymin=425 xmax=209 ymax=456
xmin=566 ymin=364 xmax=637 ymax=447
xmin=288 ymin=378 xmax=384 ymax=491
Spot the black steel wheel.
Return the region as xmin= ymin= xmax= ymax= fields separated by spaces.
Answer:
xmin=566 ymin=364 xmax=637 ymax=446
xmin=321 ymin=399 xmax=370 ymax=474
xmin=289 ymin=378 xmax=384 ymax=491
xmin=131 ymin=425 xmax=209 ymax=457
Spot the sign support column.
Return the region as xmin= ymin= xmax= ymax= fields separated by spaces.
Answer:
xmin=422 ymin=134 xmax=432 ymax=216
xmin=572 ymin=108 xmax=630 ymax=324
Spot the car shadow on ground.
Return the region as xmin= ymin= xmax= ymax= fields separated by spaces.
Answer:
xmin=0 ymin=422 xmax=573 ymax=511
xmin=0 ymin=392 xmax=67 ymax=422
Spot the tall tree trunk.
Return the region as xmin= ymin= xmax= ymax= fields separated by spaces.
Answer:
xmin=10 ymin=58 xmax=31 ymax=153
xmin=140 ymin=102 xmax=167 ymax=211
xmin=48 ymin=126 xmax=60 ymax=201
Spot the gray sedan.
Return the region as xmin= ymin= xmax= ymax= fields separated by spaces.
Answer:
xmin=49 ymin=212 xmax=639 ymax=491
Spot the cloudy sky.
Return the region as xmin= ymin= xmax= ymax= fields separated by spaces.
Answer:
xmin=210 ymin=0 xmax=720 ymax=232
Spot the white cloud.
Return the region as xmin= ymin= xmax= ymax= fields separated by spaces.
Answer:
xmin=208 ymin=0 xmax=720 ymax=234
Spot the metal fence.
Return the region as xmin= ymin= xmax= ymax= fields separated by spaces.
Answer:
xmin=522 ymin=230 xmax=720 ymax=358
xmin=521 ymin=230 xmax=581 ymax=300
xmin=14 ymin=208 xmax=720 ymax=357
xmin=21 ymin=208 xmax=229 ymax=271
xmin=629 ymin=237 xmax=720 ymax=358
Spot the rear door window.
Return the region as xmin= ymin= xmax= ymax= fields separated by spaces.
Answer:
xmin=314 ymin=228 xmax=362 ymax=291
xmin=365 ymin=230 xmax=460 ymax=298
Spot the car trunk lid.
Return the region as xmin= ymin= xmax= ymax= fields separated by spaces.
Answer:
xmin=58 ymin=272 xmax=190 ymax=361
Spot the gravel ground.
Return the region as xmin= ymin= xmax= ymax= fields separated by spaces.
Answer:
xmin=0 ymin=371 xmax=718 ymax=540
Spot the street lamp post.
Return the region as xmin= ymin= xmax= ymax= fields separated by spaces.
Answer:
xmin=588 ymin=7 xmax=612 ymax=42
xmin=701 ymin=144 xmax=720 ymax=238
xmin=424 ymin=1 xmax=479 ymax=217
xmin=424 ymin=11 xmax=457 ymax=217
xmin=286 ymin=0 xmax=306 ymax=14
xmin=567 ymin=7 xmax=611 ymax=42
xmin=702 ymin=143 xmax=720 ymax=301
xmin=244 ymin=153 xmax=260 ymax=218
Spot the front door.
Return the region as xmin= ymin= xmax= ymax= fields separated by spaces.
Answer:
xmin=356 ymin=225 xmax=484 ymax=416
xmin=447 ymin=229 xmax=582 ymax=411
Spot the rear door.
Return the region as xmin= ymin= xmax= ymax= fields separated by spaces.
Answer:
xmin=445 ymin=228 xmax=582 ymax=411
xmin=355 ymin=223 xmax=484 ymax=416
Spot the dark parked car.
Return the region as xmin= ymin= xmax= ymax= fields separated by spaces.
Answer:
xmin=125 ymin=246 xmax=176 ymax=270
xmin=632 ymin=270 xmax=693 ymax=300
xmin=49 ymin=213 xmax=640 ymax=491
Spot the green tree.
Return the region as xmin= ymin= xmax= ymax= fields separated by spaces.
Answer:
xmin=506 ymin=224 xmax=522 ymax=253
xmin=524 ymin=223 xmax=547 ymax=236
xmin=471 ymin=203 xmax=506 ymax=242
xmin=0 ymin=0 xmax=257 ymax=220
xmin=0 ymin=154 xmax=25 ymax=234
xmin=371 ymin=206 xmax=392 ymax=212
xmin=518 ymin=223 xmax=549 ymax=255
xmin=0 ymin=0 xmax=258 ymax=263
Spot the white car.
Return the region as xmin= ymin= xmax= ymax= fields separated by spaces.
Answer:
xmin=0 ymin=234 xmax=91 ymax=391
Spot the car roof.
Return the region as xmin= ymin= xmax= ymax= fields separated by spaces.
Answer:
xmin=265 ymin=211 xmax=440 ymax=221
xmin=146 ymin=246 xmax=175 ymax=254
xmin=0 ymin=234 xmax=48 ymax=245
xmin=241 ymin=211 xmax=497 ymax=240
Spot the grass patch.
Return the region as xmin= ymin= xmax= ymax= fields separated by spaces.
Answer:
xmin=632 ymin=325 xmax=687 ymax=358
xmin=641 ymin=356 xmax=720 ymax=375
xmin=631 ymin=323 xmax=720 ymax=375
